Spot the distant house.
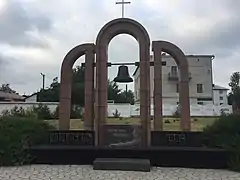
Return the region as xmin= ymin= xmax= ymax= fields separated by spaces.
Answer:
xmin=0 ymin=91 xmax=25 ymax=102
xmin=133 ymin=54 xmax=215 ymax=105
xmin=212 ymin=84 xmax=229 ymax=105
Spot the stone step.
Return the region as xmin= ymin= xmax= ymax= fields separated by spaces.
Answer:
xmin=93 ymin=158 xmax=151 ymax=172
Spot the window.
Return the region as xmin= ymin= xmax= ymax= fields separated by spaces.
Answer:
xmin=219 ymin=90 xmax=223 ymax=94
xmin=176 ymin=83 xmax=179 ymax=93
xmin=197 ymin=84 xmax=203 ymax=93
xmin=220 ymin=96 xmax=223 ymax=100
xmin=171 ymin=66 xmax=178 ymax=75
xmin=198 ymin=102 xmax=204 ymax=105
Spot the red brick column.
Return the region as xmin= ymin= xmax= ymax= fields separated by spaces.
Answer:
xmin=59 ymin=44 xmax=95 ymax=130
xmin=84 ymin=47 xmax=95 ymax=130
xmin=152 ymin=41 xmax=163 ymax=131
xmin=95 ymin=18 xmax=150 ymax=147
xmin=152 ymin=41 xmax=191 ymax=131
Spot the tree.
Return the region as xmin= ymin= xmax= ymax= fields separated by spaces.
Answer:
xmin=124 ymin=89 xmax=135 ymax=105
xmin=117 ymin=89 xmax=135 ymax=104
xmin=228 ymin=72 xmax=240 ymax=112
xmin=229 ymin=72 xmax=240 ymax=94
xmin=37 ymin=77 xmax=60 ymax=102
xmin=37 ymin=65 xmax=135 ymax=105
xmin=0 ymin=84 xmax=16 ymax=93
xmin=108 ymin=80 xmax=121 ymax=101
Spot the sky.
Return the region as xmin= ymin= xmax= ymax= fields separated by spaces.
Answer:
xmin=0 ymin=0 xmax=239 ymax=95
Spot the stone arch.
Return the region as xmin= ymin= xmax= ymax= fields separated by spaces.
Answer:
xmin=59 ymin=43 xmax=95 ymax=130
xmin=95 ymin=18 xmax=151 ymax=147
xmin=152 ymin=40 xmax=191 ymax=131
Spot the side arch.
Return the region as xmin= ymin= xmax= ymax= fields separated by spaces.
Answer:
xmin=152 ymin=40 xmax=191 ymax=131
xmin=95 ymin=18 xmax=151 ymax=147
xmin=59 ymin=43 xmax=95 ymax=130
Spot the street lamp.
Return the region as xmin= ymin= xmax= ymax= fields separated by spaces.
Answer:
xmin=40 ymin=73 xmax=45 ymax=90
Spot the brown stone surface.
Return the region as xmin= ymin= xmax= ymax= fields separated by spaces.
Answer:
xmin=59 ymin=43 xmax=95 ymax=130
xmin=58 ymin=18 xmax=191 ymax=146
xmin=95 ymin=18 xmax=151 ymax=147
xmin=152 ymin=42 xmax=163 ymax=131
xmin=152 ymin=41 xmax=191 ymax=131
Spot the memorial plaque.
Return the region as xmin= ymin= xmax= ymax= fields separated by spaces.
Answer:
xmin=151 ymin=131 xmax=203 ymax=147
xmin=48 ymin=130 xmax=94 ymax=146
xmin=103 ymin=125 xmax=142 ymax=148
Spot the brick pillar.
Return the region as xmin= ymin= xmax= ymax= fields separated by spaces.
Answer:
xmin=95 ymin=44 xmax=108 ymax=146
xmin=84 ymin=48 xmax=95 ymax=130
xmin=59 ymin=44 xmax=95 ymax=130
xmin=59 ymin=65 xmax=72 ymax=130
xmin=152 ymin=42 xmax=163 ymax=131
xmin=152 ymin=41 xmax=191 ymax=131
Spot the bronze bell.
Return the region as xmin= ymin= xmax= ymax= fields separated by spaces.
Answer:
xmin=113 ymin=65 xmax=133 ymax=83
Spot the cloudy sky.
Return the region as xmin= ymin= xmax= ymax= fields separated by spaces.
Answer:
xmin=0 ymin=0 xmax=239 ymax=95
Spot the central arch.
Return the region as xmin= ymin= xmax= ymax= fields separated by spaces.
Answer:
xmin=95 ymin=18 xmax=151 ymax=147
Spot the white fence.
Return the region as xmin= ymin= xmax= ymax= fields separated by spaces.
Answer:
xmin=108 ymin=104 xmax=232 ymax=117
xmin=0 ymin=102 xmax=58 ymax=114
xmin=0 ymin=102 xmax=232 ymax=117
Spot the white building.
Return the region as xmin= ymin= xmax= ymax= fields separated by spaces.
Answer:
xmin=133 ymin=54 xmax=228 ymax=105
xmin=213 ymin=85 xmax=229 ymax=105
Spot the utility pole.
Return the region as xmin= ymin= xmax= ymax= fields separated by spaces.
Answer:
xmin=40 ymin=73 xmax=45 ymax=90
xmin=125 ymin=84 xmax=128 ymax=102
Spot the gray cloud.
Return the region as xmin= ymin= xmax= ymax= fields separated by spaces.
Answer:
xmin=0 ymin=53 xmax=59 ymax=94
xmin=0 ymin=54 xmax=9 ymax=70
xmin=0 ymin=0 xmax=52 ymax=48
xmin=0 ymin=0 xmax=240 ymax=94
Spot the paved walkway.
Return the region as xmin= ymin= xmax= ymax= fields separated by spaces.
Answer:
xmin=0 ymin=165 xmax=239 ymax=180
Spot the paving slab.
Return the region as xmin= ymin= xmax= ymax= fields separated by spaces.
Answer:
xmin=0 ymin=165 xmax=239 ymax=180
xmin=93 ymin=158 xmax=150 ymax=172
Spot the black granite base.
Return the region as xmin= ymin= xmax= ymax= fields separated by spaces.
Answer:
xmin=29 ymin=145 xmax=229 ymax=169
xmin=93 ymin=158 xmax=150 ymax=172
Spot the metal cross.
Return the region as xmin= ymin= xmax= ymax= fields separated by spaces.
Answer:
xmin=116 ymin=0 xmax=131 ymax=18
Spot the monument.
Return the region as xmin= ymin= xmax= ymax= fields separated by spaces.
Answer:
xmin=29 ymin=1 xmax=228 ymax=171
xmin=58 ymin=20 xmax=191 ymax=148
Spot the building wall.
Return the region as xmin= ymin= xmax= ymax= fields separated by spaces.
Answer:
xmin=25 ymin=94 xmax=37 ymax=102
xmin=213 ymin=89 xmax=228 ymax=105
xmin=0 ymin=102 xmax=232 ymax=117
xmin=134 ymin=55 xmax=214 ymax=105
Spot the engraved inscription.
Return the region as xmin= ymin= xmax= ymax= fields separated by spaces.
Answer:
xmin=104 ymin=125 xmax=141 ymax=148
xmin=166 ymin=133 xmax=186 ymax=144
xmin=49 ymin=132 xmax=93 ymax=145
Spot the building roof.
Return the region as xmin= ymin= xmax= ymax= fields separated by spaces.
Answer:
xmin=0 ymin=91 xmax=25 ymax=100
xmin=132 ymin=54 xmax=215 ymax=76
xmin=212 ymin=84 xmax=229 ymax=90
xmin=23 ymin=92 xmax=38 ymax=100
xmin=154 ymin=54 xmax=215 ymax=59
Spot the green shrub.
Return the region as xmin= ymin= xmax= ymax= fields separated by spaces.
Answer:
xmin=0 ymin=116 xmax=54 ymax=166
xmin=52 ymin=105 xmax=59 ymax=119
xmin=193 ymin=118 xmax=198 ymax=122
xmin=112 ymin=109 xmax=121 ymax=118
xmin=164 ymin=119 xmax=171 ymax=123
xmin=1 ymin=106 xmax=36 ymax=119
xmin=31 ymin=104 xmax=52 ymax=120
xmin=172 ymin=105 xmax=181 ymax=118
xmin=203 ymin=114 xmax=240 ymax=171
xmin=70 ymin=105 xmax=83 ymax=119
xmin=51 ymin=105 xmax=84 ymax=120
xmin=0 ymin=104 xmax=55 ymax=120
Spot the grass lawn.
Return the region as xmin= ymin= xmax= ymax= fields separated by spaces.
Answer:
xmin=46 ymin=117 xmax=217 ymax=131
